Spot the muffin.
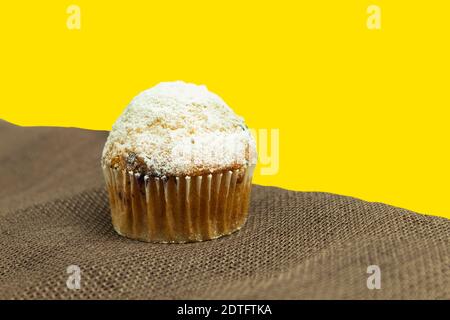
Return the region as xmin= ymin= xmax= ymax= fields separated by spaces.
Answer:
xmin=101 ymin=81 xmax=257 ymax=243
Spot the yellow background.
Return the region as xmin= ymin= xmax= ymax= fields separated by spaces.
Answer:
xmin=1 ymin=1 xmax=449 ymax=218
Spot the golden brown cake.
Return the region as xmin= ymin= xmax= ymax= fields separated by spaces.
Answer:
xmin=101 ymin=81 xmax=257 ymax=243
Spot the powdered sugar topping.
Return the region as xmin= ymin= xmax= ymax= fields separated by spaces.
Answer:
xmin=102 ymin=81 xmax=257 ymax=176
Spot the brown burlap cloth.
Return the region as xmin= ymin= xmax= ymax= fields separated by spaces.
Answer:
xmin=0 ymin=120 xmax=449 ymax=300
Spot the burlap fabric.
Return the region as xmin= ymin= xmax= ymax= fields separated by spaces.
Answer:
xmin=0 ymin=120 xmax=448 ymax=300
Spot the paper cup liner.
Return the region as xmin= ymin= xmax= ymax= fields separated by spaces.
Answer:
xmin=102 ymin=165 xmax=255 ymax=243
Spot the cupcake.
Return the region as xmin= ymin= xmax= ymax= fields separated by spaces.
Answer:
xmin=101 ymin=81 xmax=257 ymax=243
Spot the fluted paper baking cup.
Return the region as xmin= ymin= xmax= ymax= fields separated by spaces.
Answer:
xmin=102 ymin=165 xmax=255 ymax=243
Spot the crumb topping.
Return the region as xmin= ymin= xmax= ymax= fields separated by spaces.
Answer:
xmin=102 ymin=81 xmax=257 ymax=176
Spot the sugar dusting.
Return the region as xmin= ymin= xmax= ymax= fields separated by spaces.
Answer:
xmin=102 ymin=81 xmax=257 ymax=176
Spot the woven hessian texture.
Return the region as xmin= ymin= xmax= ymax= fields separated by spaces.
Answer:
xmin=0 ymin=120 xmax=449 ymax=300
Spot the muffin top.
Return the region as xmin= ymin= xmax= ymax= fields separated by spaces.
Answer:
xmin=102 ymin=81 xmax=257 ymax=177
